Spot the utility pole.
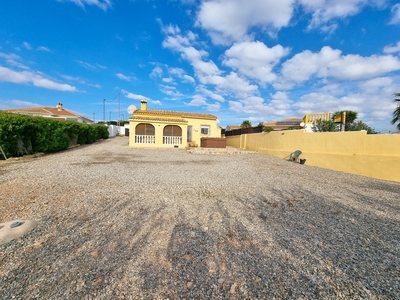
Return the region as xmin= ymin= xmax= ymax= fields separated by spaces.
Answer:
xmin=103 ymin=99 xmax=106 ymax=123
xmin=117 ymin=90 xmax=121 ymax=127
xmin=93 ymin=112 xmax=95 ymax=123
xmin=109 ymin=111 xmax=111 ymax=122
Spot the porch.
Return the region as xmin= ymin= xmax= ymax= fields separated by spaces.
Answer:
xmin=130 ymin=122 xmax=187 ymax=148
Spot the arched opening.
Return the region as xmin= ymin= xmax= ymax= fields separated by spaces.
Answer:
xmin=163 ymin=125 xmax=182 ymax=144
xmin=135 ymin=123 xmax=155 ymax=144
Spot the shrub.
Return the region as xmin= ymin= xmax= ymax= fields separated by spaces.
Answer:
xmin=0 ymin=112 xmax=108 ymax=158
xmin=347 ymin=120 xmax=377 ymax=134
xmin=263 ymin=126 xmax=274 ymax=133
xmin=315 ymin=120 xmax=337 ymax=132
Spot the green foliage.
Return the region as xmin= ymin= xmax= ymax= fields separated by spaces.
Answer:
xmin=334 ymin=110 xmax=358 ymax=131
xmin=241 ymin=120 xmax=252 ymax=128
xmin=263 ymin=126 xmax=274 ymax=133
xmin=347 ymin=120 xmax=377 ymax=134
xmin=0 ymin=112 xmax=109 ymax=158
xmin=285 ymin=126 xmax=301 ymax=130
xmin=105 ymin=120 xmax=129 ymax=126
xmin=332 ymin=110 xmax=377 ymax=133
xmin=391 ymin=93 xmax=400 ymax=130
xmin=315 ymin=120 xmax=337 ymax=132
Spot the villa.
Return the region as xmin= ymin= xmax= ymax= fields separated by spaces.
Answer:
xmin=4 ymin=102 xmax=93 ymax=124
xmin=129 ymin=100 xmax=221 ymax=148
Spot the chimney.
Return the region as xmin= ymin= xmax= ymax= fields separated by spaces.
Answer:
xmin=56 ymin=102 xmax=63 ymax=111
xmin=140 ymin=99 xmax=147 ymax=111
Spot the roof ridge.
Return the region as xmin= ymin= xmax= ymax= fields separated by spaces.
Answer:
xmin=134 ymin=109 xmax=217 ymax=119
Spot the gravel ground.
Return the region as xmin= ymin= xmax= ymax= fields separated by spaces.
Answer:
xmin=0 ymin=137 xmax=399 ymax=299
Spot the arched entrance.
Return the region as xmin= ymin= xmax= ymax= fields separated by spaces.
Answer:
xmin=163 ymin=125 xmax=182 ymax=145
xmin=135 ymin=123 xmax=155 ymax=144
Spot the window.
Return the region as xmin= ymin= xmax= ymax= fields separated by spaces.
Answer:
xmin=200 ymin=125 xmax=210 ymax=136
xmin=135 ymin=123 xmax=155 ymax=135
xmin=163 ymin=125 xmax=182 ymax=136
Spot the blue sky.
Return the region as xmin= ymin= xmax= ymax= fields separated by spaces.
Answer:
xmin=0 ymin=0 xmax=399 ymax=131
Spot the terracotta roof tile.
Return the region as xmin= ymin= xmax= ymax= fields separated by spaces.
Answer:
xmin=6 ymin=106 xmax=81 ymax=118
xmin=134 ymin=109 xmax=217 ymax=120
xmin=131 ymin=116 xmax=188 ymax=123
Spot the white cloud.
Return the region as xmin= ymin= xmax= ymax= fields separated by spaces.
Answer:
xmin=0 ymin=99 xmax=42 ymax=109
xmin=61 ymin=74 xmax=102 ymax=88
xmin=187 ymin=94 xmax=221 ymax=111
xmin=22 ymin=42 xmax=32 ymax=50
xmin=299 ymin=0 xmax=385 ymax=29
xmin=150 ymin=66 xmax=163 ymax=78
xmin=76 ymin=60 xmax=107 ymax=71
xmin=210 ymin=72 xmax=258 ymax=96
xmin=169 ymin=67 xmax=195 ymax=83
xmin=383 ymin=41 xmax=400 ymax=54
xmin=207 ymin=102 xmax=221 ymax=111
xmin=383 ymin=42 xmax=400 ymax=54
xmin=116 ymin=72 xmax=134 ymax=82
xmin=224 ymin=41 xmax=289 ymax=83
xmin=188 ymin=95 xmax=207 ymax=106
xmin=159 ymin=84 xmax=183 ymax=98
xmin=163 ymin=26 xmax=257 ymax=97
xmin=20 ymin=42 xmax=52 ymax=53
xmin=0 ymin=66 xmax=77 ymax=92
xmin=122 ymin=90 xmax=161 ymax=105
xmin=37 ymin=46 xmax=52 ymax=52
xmin=196 ymin=0 xmax=295 ymax=44
xmin=196 ymin=86 xmax=225 ymax=102
xmin=228 ymin=91 xmax=293 ymax=117
xmin=0 ymin=52 xmax=29 ymax=69
xmin=293 ymin=76 xmax=398 ymax=129
xmin=390 ymin=3 xmax=400 ymax=24
xmin=279 ymin=46 xmax=400 ymax=87
xmin=162 ymin=77 xmax=175 ymax=83
xmin=59 ymin=0 xmax=112 ymax=10
xmin=359 ymin=76 xmax=393 ymax=93
xmin=122 ymin=90 xmax=147 ymax=100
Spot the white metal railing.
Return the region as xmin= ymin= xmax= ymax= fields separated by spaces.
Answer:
xmin=163 ymin=136 xmax=182 ymax=145
xmin=135 ymin=135 xmax=155 ymax=144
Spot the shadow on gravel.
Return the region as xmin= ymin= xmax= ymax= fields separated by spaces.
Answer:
xmin=235 ymin=188 xmax=400 ymax=299
xmin=0 ymin=200 xmax=166 ymax=299
xmin=139 ymin=213 xmax=336 ymax=299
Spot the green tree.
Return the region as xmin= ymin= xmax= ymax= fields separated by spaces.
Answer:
xmin=334 ymin=110 xmax=358 ymax=130
xmin=391 ymin=93 xmax=400 ymax=130
xmin=315 ymin=120 xmax=336 ymax=132
xmin=347 ymin=120 xmax=377 ymax=134
xmin=241 ymin=120 xmax=252 ymax=128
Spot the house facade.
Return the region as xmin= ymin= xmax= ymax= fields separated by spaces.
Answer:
xmin=4 ymin=102 xmax=93 ymax=124
xmin=129 ymin=100 xmax=221 ymax=148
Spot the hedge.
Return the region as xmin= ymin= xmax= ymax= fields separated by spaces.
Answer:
xmin=0 ymin=112 xmax=109 ymax=157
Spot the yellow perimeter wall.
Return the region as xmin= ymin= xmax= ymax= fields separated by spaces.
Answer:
xmin=226 ymin=130 xmax=400 ymax=182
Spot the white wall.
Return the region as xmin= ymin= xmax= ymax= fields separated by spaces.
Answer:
xmin=108 ymin=124 xmax=129 ymax=137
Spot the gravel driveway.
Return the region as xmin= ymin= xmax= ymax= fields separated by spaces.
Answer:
xmin=0 ymin=137 xmax=399 ymax=299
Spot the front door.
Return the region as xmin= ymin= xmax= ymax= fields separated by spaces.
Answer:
xmin=187 ymin=125 xmax=192 ymax=142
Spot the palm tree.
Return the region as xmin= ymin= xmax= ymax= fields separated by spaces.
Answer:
xmin=392 ymin=93 xmax=400 ymax=130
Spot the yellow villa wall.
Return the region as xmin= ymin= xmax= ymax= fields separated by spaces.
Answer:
xmin=128 ymin=117 xmax=221 ymax=148
xmin=186 ymin=117 xmax=221 ymax=147
xmin=129 ymin=119 xmax=188 ymax=148
xmin=226 ymin=130 xmax=400 ymax=182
